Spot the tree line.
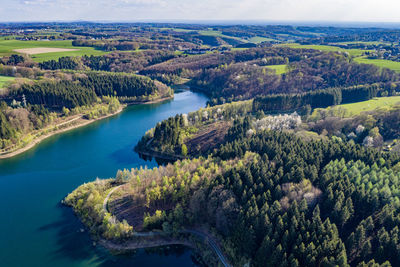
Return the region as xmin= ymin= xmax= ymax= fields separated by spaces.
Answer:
xmin=113 ymin=118 xmax=400 ymax=266
xmin=12 ymin=72 xmax=165 ymax=109
xmin=253 ymin=83 xmax=399 ymax=112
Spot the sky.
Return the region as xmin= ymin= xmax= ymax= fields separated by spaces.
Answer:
xmin=0 ymin=0 xmax=400 ymax=23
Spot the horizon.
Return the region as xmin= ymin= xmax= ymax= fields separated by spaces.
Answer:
xmin=1 ymin=0 xmax=400 ymax=24
xmin=2 ymin=20 xmax=400 ymax=29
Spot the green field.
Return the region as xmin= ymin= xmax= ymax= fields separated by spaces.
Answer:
xmin=336 ymin=41 xmax=390 ymax=45
xmin=161 ymin=27 xmax=275 ymax=44
xmin=265 ymin=64 xmax=288 ymax=74
xmin=277 ymin=43 xmax=400 ymax=73
xmin=198 ymin=30 xmax=246 ymax=42
xmin=354 ymin=57 xmax=400 ymax=72
xmin=313 ymin=96 xmax=400 ymax=117
xmin=159 ymin=27 xmax=195 ymax=33
xmin=278 ymin=43 xmax=370 ymax=57
xmin=0 ymin=40 xmax=108 ymax=62
xmin=0 ymin=75 xmax=15 ymax=89
xmin=247 ymin=36 xmax=276 ymax=43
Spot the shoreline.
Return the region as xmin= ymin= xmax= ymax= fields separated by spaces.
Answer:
xmin=100 ymin=237 xmax=195 ymax=252
xmin=136 ymin=147 xmax=185 ymax=161
xmin=0 ymin=95 xmax=173 ymax=160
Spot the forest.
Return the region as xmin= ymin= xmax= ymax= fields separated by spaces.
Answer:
xmin=11 ymin=72 xmax=169 ymax=108
xmin=4 ymin=22 xmax=400 ymax=267
xmin=0 ymin=70 xmax=171 ymax=151
xmin=70 ymin=118 xmax=400 ymax=266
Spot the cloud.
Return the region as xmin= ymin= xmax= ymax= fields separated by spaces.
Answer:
xmin=2 ymin=0 xmax=400 ymax=22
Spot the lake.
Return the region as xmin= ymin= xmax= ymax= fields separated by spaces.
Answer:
xmin=0 ymin=90 xmax=208 ymax=267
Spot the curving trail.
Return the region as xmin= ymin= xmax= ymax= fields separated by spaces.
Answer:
xmin=182 ymin=229 xmax=232 ymax=267
xmin=103 ymin=185 xmax=232 ymax=267
xmin=103 ymin=185 xmax=122 ymax=213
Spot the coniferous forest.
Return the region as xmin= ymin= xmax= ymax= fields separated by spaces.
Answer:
xmin=4 ymin=22 xmax=400 ymax=267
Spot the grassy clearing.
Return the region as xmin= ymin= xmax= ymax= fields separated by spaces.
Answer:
xmin=0 ymin=75 xmax=15 ymax=89
xmin=354 ymin=57 xmax=400 ymax=72
xmin=338 ymin=96 xmax=400 ymax=115
xmin=312 ymin=96 xmax=400 ymax=118
xmin=278 ymin=43 xmax=370 ymax=57
xmin=198 ymin=30 xmax=246 ymax=42
xmin=247 ymin=36 xmax=276 ymax=43
xmin=335 ymin=41 xmax=390 ymax=45
xmin=0 ymin=40 xmax=108 ymax=62
xmin=230 ymin=48 xmax=250 ymax=52
xmin=265 ymin=64 xmax=288 ymax=74
xmin=279 ymin=43 xmax=400 ymax=73
xmin=159 ymin=27 xmax=194 ymax=33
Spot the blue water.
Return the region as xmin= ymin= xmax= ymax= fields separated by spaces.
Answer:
xmin=0 ymin=90 xmax=208 ymax=267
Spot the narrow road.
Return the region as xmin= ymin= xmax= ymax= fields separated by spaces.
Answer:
xmin=183 ymin=229 xmax=232 ymax=267
xmin=103 ymin=185 xmax=122 ymax=213
xmin=103 ymin=185 xmax=232 ymax=267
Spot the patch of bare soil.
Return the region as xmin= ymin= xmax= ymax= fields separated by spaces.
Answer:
xmin=108 ymin=187 xmax=174 ymax=231
xmin=14 ymin=47 xmax=79 ymax=55
xmin=186 ymin=121 xmax=232 ymax=155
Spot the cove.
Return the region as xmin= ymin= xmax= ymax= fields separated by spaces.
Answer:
xmin=0 ymin=90 xmax=208 ymax=267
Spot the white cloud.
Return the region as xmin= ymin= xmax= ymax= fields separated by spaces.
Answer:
xmin=2 ymin=0 xmax=400 ymax=22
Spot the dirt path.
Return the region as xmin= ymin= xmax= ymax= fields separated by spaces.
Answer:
xmin=103 ymin=185 xmax=122 ymax=213
xmin=103 ymin=185 xmax=232 ymax=267
xmin=183 ymin=229 xmax=231 ymax=267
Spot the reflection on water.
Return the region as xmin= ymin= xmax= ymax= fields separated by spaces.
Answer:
xmin=0 ymin=90 xmax=208 ymax=267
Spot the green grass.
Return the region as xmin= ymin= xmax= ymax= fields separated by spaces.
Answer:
xmin=247 ymin=36 xmax=276 ymax=43
xmin=0 ymin=75 xmax=15 ymax=89
xmin=278 ymin=43 xmax=370 ymax=57
xmin=198 ymin=30 xmax=246 ymax=42
xmin=162 ymin=28 xmax=274 ymax=44
xmin=159 ymin=27 xmax=195 ymax=33
xmin=336 ymin=41 xmax=390 ymax=46
xmin=278 ymin=43 xmax=400 ymax=73
xmin=354 ymin=57 xmax=400 ymax=72
xmin=314 ymin=96 xmax=400 ymax=117
xmin=230 ymin=48 xmax=250 ymax=51
xmin=265 ymin=64 xmax=288 ymax=75
xmin=0 ymin=40 xmax=108 ymax=62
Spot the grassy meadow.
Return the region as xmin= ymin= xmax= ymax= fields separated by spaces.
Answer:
xmin=337 ymin=96 xmax=400 ymax=115
xmin=0 ymin=75 xmax=15 ymax=89
xmin=0 ymin=40 xmax=108 ymax=62
xmin=278 ymin=43 xmax=370 ymax=57
xmin=247 ymin=36 xmax=276 ymax=43
xmin=265 ymin=64 xmax=288 ymax=74
xmin=278 ymin=43 xmax=400 ymax=73
xmin=312 ymin=96 xmax=400 ymax=118
xmin=354 ymin=57 xmax=400 ymax=72
xmin=198 ymin=29 xmax=246 ymax=42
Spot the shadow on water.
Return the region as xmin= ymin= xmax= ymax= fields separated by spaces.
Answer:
xmin=38 ymin=203 xmax=103 ymax=262
xmin=138 ymin=152 xmax=176 ymax=166
xmin=99 ymin=245 xmax=196 ymax=267
xmin=38 ymin=203 xmax=197 ymax=266
xmin=109 ymin=145 xmax=141 ymax=165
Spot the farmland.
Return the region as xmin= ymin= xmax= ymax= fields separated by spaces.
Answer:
xmin=278 ymin=43 xmax=370 ymax=57
xmin=354 ymin=57 xmax=400 ymax=72
xmin=197 ymin=29 xmax=246 ymax=42
xmin=312 ymin=96 xmax=400 ymax=117
xmin=247 ymin=36 xmax=276 ymax=43
xmin=277 ymin=43 xmax=400 ymax=73
xmin=0 ymin=40 xmax=108 ymax=62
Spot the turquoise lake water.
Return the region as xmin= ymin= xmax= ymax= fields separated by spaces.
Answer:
xmin=0 ymin=90 xmax=208 ymax=267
